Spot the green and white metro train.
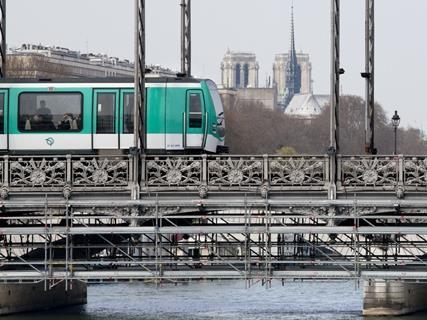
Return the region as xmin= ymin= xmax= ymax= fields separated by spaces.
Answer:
xmin=0 ymin=77 xmax=226 ymax=154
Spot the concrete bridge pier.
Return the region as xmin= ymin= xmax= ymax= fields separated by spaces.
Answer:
xmin=0 ymin=281 xmax=87 ymax=315
xmin=363 ymin=279 xmax=427 ymax=316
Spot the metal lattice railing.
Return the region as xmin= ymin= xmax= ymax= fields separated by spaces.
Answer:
xmin=2 ymin=154 xmax=427 ymax=199
xmin=0 ymin=155 xmax=134 ymax=198
xmin=143 ymin=155 xmax=330 ymax=192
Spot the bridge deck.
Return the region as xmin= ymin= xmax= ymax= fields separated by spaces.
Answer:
xmin=1 ymin=154 xmax=427 ymax=283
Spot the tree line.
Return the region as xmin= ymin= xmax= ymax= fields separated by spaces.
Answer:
xmin=224 ymin=96 xmax=427 ymax=155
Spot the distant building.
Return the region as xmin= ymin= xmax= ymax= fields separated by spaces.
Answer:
xmin=219 ymin=87 xmax=277 ymax=110
xmin=7 ymin=44 xmax=177 ymax=79
xmin=273 ymin=52 xmax=312 ymax=103
xmin=273 ymin=6 xmax=313 ymax=109
xmin=221 ymin=50 xmax=259 ymax=89
xmin=285 ymin=94 xmax=329 ymax=119
xmin=220 ymin=50 xmax=276 ymax=109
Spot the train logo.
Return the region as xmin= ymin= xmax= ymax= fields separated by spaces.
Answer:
xmin=45 ymin=137 xmax=55 ymax=146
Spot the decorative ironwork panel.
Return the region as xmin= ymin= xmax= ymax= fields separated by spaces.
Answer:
xmin=10 ymin=157 xmax=66 ymax=187
xmin=341 ymin=156 xmax=398 ymax=186
xmin=269 ymin=157 xmax=326 ymax=186
xmin=73 ymin=158 xmax=129 ymax=187
xmin=208 ymin=157 xmax=262 ymax=186
xmin=146 ymin=157 xmax=202 ymax=186
xmin=404 ymin=157 xmax=427 ymax=186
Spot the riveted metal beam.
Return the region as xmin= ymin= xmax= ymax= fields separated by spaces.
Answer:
xmin=134 ymin=0 xmax=145 ymax=151
xmin=329 ymin=0 xmax=341 ymax=199
xmin=364 ymin=0 xmax=375 ymax=154
xmin=0 ymin=0 xmax=6 ymax=78
xmin=180 ymin=0 xmax=191 ymax=76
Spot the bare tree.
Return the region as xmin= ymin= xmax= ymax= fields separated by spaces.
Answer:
xmin=224 ymin=95 xmax=427 ymax=155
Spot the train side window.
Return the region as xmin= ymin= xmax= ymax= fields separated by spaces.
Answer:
xmin=96 ymin=93 xmax=116 ymax=134
xmin=0 ymin=94 xmax=4 ymax=134
xmin=188 ymin=93 xmax=202 ymax=128
xmin=123 ymin=93 xmax=134 ymax=134
xmin=18 ymin=93 xmax=82 ymax=132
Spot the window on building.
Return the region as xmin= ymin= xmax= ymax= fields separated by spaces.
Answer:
xmin=188 ymin=93 xmax=203 ymax=128
xmin=235 ymin=63 xmax=241 ymax=88
xmin=243 ymin=64 xmax=249 ymax=88
xmin=18 ymin=92 xmax=83 ymax=132
xmin=123 ymin=93 xmax=134 ymax=134
xmin=96 ymin=93 xmax=116 ymax=133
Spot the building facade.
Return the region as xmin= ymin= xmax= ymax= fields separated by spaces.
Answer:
xmin=7 ymin=44 xmax=176 ymax=79
xmin=221 ymin=50 xmax=259 ymax=89
xmin=273 ymin=52 xmax=312 ymax=103
xmin=273 ymin=6 xmax=313 ymax=108
xmin=219 ymin=87 xmax=277 ymax=110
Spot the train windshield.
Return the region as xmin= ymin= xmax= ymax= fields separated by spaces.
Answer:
xmin=206 ymin=80 xmax=225 ymax=129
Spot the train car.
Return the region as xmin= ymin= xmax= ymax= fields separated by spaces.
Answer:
xmin=0 ymin=77 xmax=226 ymax=154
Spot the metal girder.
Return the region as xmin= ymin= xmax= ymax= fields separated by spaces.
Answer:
xmin=134 ymin=0 xmax=146 ymax=150
xmin=3 ymin=225 xmax=427 ymax=236
xmin=4 ymin=270 xmax=427 ymax=282
xmin=0 ymin=0 xmax=5 ymax=78
xmin=329 ymin=0 xmax=341 ymax=199
xmin=364 ymin=0 xmax=375 ymax=154
xmin=180 ymin=0 xmax=191 ymax=76
xmin=4 ymin=198 xmax=427 ymax=209
xmin=330 ymin=0 xmax=340 ymax=155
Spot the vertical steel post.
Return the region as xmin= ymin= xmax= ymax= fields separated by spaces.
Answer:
xmin=0 ymin=0 xmax=6 ymax=78
xmin=134 ymin=0 xmax=145 ymax=150
xmin=364 ymin=0 xmax=375 ymax=154
xmin=133 ymin=0 xmax=145 ymax=200
xmin=180 ymin=0 xmax=191 ymax=76
xmin=329 ymin=0 xmax=341 ymax=198
xmin=394 ymin=127 xmax=397 ymax=155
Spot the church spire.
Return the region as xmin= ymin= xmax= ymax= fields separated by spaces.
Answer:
xmin=290 ymin=2 xmax=296 ymax=62
xmin=283 ymin=2 xmax=302 ymax=109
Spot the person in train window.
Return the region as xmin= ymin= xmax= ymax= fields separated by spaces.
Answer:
xmin=57 ymin=113 xmax=75 ymax=130
xmin=37 ymin=100 xmax=52 ymax=119
xmin=31 ymin=100 xmax=56 ymax=131
xmin=31 ymin=113 xmax=56 ymax=131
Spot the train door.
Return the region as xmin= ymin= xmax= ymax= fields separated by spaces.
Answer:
xmin=0 ymin=90 xmax=6 ymax=150
xmin=93 ymin=89 xmax=119 ymax=149
xmin=119 ymin=90 xmax=134 ymax=149
xmin=184 ymin=90 xmax=205 ymax=149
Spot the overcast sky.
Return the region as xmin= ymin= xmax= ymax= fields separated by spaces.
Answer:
xmin=8 ymin=0 xmax=427 ymax=129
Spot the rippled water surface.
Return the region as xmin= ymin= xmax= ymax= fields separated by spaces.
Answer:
xmin=3 ymin=280 xmax=427 ymax=319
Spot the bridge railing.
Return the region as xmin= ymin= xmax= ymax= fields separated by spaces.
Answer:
xmin=1 ymin=154 xmax=426 ymax=199
xmin=0 ymin=154 xmax=134 ymax=198
xmin=338 ymin=155 xmax=427 ymax=192
xmin=142 ymin=155 xmax=330 ymax=195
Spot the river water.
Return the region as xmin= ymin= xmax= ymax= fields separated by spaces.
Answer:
xmin=3 ymin=280 xmax=427 ymax=319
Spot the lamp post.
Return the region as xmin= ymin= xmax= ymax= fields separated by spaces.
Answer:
xmin=391 ymin=110 xmax=400 ymax=155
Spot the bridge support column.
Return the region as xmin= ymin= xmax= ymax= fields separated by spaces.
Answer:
xmin=363 ymin=280 xmax=427 ymax=316
xmin=0 ymin=281 xmax=87 ymax=315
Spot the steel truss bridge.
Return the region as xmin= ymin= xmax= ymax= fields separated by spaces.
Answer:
xmin=0 ymin=0 xmax=424 ymax=293
xmin=2 ymin=153 xmax=427 ymax=287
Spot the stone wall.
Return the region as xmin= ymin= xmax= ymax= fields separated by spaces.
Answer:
xmin=363 ymin=280 xmax=427 ymax=316
xmin=0 ymin=281 xmax=87 ymax=315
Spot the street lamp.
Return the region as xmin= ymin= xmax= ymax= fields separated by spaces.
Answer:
xmin=391 ymin=110 xmax=400 ymax=155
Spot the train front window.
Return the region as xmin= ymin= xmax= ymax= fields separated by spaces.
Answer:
xmin=96 ymin=93 xmax=116 ymax=134
xmin=189 ymin=93 xmax=202 ymax=128
xmin=18 ymin=93 xmax=83 ymax=132
xmin=123 ymin=93 xmax=134 ymax=134
xmin=206 ymin=80 xmax=225 ymax=128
